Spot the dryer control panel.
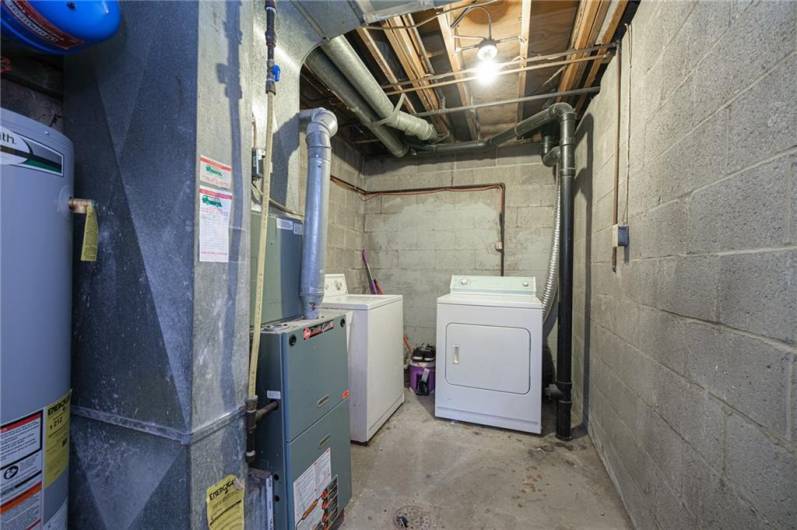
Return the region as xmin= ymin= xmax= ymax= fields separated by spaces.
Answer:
xmin=449 ymin=275 xmax=536 ymax=296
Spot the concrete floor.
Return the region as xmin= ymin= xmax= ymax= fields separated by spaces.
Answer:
xmin=343 ymin=391 xmax=630 ymax=530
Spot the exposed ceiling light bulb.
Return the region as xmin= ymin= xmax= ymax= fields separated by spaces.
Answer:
xmin=476 ymin=38 xmax=498 ymax=61
xmin=475 ymin=58 xmax=498 ymax=85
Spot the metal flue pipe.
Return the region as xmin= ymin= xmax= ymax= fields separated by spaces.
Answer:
xmin=321 ymin=36 xmax=437 ymax=141
xmin=305 ymin=50 xmax=408 ymax=158
xmin=555 ymin=110 xmax=576 ymax=441
xmin=300 ymin=108 xmax=338 ymax=319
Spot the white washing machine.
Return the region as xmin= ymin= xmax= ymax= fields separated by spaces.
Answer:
xmin=321 ymin=274 xmax=405 ymax=443
xmin=435 ymin=275 xmax=542 ymax=434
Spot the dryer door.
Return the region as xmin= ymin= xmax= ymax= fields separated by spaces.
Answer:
xmin=444 ymin=323 xmax=530 ymax=394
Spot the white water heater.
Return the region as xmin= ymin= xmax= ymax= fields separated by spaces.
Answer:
xmin=1 ymin=109 xmax=73 ymax=529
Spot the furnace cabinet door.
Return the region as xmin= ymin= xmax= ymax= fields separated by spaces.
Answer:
xmin=444 ymin=323 xmax=531 ymax=394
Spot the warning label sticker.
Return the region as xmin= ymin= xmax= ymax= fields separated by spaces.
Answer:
xmin=199 ymin=155 xmax=233 ymax=190
xmin=0 ymin=482 xmax=42 ymax=530
xmin=206 ymin=474 xmax=244 ymax=530
xmin=44 ymin=391 xmax=70 ymax=487
xmin=1 ymin=412 xmax=42 ymax=499
xmin=1 ymin=411 xmax=43 ymax=529
xmin=293 ymin=448 xmax=332 ymax=528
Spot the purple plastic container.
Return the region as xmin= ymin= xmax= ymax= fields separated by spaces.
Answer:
xmin=409 ymin=361 xmax=435 ymax=395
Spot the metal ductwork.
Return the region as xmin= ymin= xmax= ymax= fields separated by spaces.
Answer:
xmin=320 ymin=36 xmax=437 ymax=141
xmin=300 ymin=108 xmax=338 ymax=319
xmin=305 ymin=50 xmax=408 ymax=158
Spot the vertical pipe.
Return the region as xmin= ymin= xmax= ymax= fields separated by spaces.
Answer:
xmin=300 ymin=108 xmax=338 ymax=319
xmin=611 ymin=41 xmax=621 ymax=272
xmin=556 ymin=111 xmax=575 ymax=441
xmin=247 ymin=0 xmax=278 ymax=465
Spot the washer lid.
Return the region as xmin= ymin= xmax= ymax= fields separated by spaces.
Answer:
xmin=449 ymin=275 xmax=536 ymax=296
xmin=321 ymin=294 xmax=402 ymax=310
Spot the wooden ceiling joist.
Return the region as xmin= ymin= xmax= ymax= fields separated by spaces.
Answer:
xmin=354 ymin=27 xmax=418 ymax=114
xmin=437 ymin=12 xmax=479 ymax=140
xmin=574 ymin=0 xmax=628 ymax=113
xmin=383 ymin=14 xmax=449 ymax=134
xmin=557 ymin=0 xmax=610 ymax=99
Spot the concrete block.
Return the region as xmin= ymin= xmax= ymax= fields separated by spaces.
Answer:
xmin=433 ymin=249 xmax=475 ymax=271
xmin=792 ymin=158 xmax=797 ymax=246
xmin=494 ymin=143 xmax=541 ymax=166
xmin=516 ymin=206 xmax=554 ymax=229
xmin=637 ymin=306 xmax=688 ymax=375
xmin=656 ymin=107 xmax=728 ymax=204
xmin=615 ymin=342 xmax=657 ymax=408
xmin=362 ymin=156 xmax=416 ymax=177
xmin=398 ymin=249 xmax=435 ymax=271
xmin=725 ymin=414 xmax=797 ymax=528
xmin=692 ymin=0 xmax=796 ymax=124
xmin=592 ymin=226 xmax=613 ymax=264
xmin=368 ymin=250 xmax=398 ymax=269
xmin=639 ymin=406 xmax=686 ymax=495
xmin=689 ymin=154 xmax=791 ymax=253
xmin=364 ymin=196 xmax=381 ymax=214
xmin=453 ymin=228 xmax=498 ymax=252
xmin=718 ymin=250 xmax=796 ymax=344
xmin=655 ymin=254 xmax=719 ymax=321
xmin=682 ymin=0 xmax=730 ymax=73
xmin=623 ymin=258 xmax=658 ymax=307
xmin=727 ymin=59 xmax=797 ymax=174
xmin=364 ymin=213 xmax=386 ymax=233
xmin=680 ymin=384 xmax=727 ymax=468
xmin=381 ymin=194 xmax=414 ymax=214
xmin=682 ymin=448 xmax=766 ymax=530
xmin=639 ymin=199 xmax=687 ymax=258
xmin=685 ymin=322 xmax=792 ymax=436
xmin=644 ymin=74 xmax=695 ymax=161
xmin=653 ymin=475 xmax=697 ymax=530
xmin=591 ymin=192 xmax=613 ymax=233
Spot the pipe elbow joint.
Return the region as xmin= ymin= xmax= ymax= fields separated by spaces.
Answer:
xmin=301 ymin=107 xmax=339 ymax=138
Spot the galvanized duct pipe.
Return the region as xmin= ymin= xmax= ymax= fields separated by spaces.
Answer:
xmin=300 ymin=108 xmax=338 ymax=319
xmin=321 ymin=36 xmax=437 ymax=141
xmin=305 ymin=50 xmax=408 ymax=158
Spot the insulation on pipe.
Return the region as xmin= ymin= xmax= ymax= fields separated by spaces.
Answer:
xmin=321 ymin=36 xmax=436 ymax=141
xmin=305 ymin=49 xmax=408 ymax=158
xmin=299 ymin=108 xmax=338 ymax=319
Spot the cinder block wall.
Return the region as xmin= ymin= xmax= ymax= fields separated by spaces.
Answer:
xmin=574 ymin=1 xmax=796 ymax=528
xmin=299 ymin=135 xmax=369 ymax=293
xmin=362 ymin=147 xmax=557 ymax=346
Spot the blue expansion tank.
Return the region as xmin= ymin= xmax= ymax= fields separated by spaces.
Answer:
xmin=1 ymin=0 xmax=121 ymax=54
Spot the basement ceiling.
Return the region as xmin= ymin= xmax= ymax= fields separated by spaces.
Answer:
xmin=300 ymin=0 xmax=635 ymax=156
